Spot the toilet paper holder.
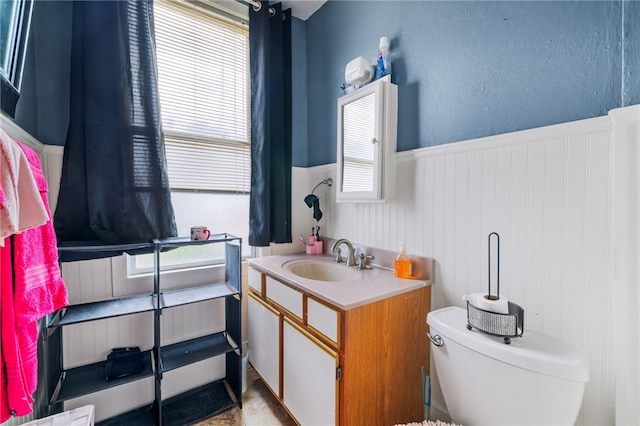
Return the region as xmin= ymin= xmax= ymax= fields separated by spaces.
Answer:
xmin=466 ymin=301 xmax=524 ymax=344
xmin=466 ymin=232 xmax=525 ymax=344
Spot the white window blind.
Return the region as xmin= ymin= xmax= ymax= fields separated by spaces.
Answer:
xmin=154 ymin=0 xmax=250 ymax=192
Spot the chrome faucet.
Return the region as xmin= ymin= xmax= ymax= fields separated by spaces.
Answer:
xmin=331 ymin=239 xmax=356 ymax=266
xmin=356 ymin=252 xmax=375 ymax=270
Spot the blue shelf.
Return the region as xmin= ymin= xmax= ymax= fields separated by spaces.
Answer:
xmin=161 ymin=333 xmax=235 ymax=373
xmin=51 ymin=350 xmax=154 ymax=403
xmin=95 ymin=404 xmax=156 ymax=426
xmin=161 ymin=282 xmax=236 ymax=309
xmin=95 ymin=380 xmax=237 ymax=426
xmin=161 ymin=380 xmax=235 ymax=426
xmin=49 ymin=294 xmax=156 ymax=327
xmin=160 ymin=234 xmax=241 ymax=249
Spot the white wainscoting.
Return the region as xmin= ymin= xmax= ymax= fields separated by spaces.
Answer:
xmin=0 ymin=112 xmax=63 ymax=210
xmin=304 ymin=105 xmax=640 ymax=426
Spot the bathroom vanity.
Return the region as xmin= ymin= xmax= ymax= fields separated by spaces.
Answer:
xmin=247 ymin=254 xmax=432 ymax=426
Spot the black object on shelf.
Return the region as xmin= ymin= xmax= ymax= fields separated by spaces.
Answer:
xmin=104 ymin=347 xmax=145 ymax=380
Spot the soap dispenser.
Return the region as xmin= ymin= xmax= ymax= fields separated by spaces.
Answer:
xmin=394 ymin=242 xmax=412 ymax=278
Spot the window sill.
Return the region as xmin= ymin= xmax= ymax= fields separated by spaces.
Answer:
xmin=111 ymin=255 xmax=227 ymax=297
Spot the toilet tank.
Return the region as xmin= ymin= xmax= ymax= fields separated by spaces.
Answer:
xmin=427 ymin=306 xmax=589 ymax=426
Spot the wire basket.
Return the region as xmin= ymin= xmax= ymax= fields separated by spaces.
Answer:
xmin=466 ymin=300 xmax=524 ymax=344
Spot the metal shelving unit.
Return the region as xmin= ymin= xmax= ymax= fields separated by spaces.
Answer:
xmin=47 ymin=234 xmax=243 ymax=425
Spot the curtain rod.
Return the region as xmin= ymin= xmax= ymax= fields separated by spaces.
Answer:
xmin=238 ymin=0 xmax=276 ymax=16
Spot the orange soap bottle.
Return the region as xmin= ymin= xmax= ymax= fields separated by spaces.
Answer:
xmin=394 ymin=242 xmax=413 ymax=278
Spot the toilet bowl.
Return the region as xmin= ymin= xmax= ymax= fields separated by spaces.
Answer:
xmin=427 ymin=306 xmax=589 ymax=426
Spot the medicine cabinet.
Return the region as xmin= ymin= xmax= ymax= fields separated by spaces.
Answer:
xmin=336 ymin=77 xmax=397 ymax=203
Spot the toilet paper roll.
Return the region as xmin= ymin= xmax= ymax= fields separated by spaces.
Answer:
xmin=476 ymin=294 xmax=509 ymax=314
xmin=463 ymin=293 xmax=509 ymax=314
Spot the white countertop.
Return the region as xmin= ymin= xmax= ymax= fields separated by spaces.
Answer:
xmin=247 ymin=254 xmax=431 ymax=310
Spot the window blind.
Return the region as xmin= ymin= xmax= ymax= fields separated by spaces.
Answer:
xmin=154 ymin=0 xmax=250 ymax=193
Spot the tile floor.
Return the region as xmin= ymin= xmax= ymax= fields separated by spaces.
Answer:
xmin=193 ymin=365 xmax=296 ymax=426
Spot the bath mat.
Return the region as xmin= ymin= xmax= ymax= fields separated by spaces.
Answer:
xmin=395 ymin=420 xmax=460 ymax=426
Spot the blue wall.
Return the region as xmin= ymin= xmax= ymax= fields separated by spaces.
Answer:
xmin=305 ymin=0 xmax=638 ymax=167
xmin=12 ymin=0 xmax=639 ymax=162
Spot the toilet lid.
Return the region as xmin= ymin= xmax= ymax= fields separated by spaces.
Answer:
xmin=427 ymin=306 xmax=589 ymax=383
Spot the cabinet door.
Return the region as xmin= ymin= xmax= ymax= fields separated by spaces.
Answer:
xmin=283 ymin=318 xmax=339 ymax=426
xmin=248 ymin=293 xmax=280 ymax=396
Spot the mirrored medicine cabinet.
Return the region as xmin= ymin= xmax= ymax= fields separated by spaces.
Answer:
xmin=336 ymin=76 xmax=397 ymax=203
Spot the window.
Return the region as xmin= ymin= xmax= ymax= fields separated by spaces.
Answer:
xmin=129 ymin=0 xmax=251 ymax=275
xmin=0 ymin=0 xmax=33 ymax=117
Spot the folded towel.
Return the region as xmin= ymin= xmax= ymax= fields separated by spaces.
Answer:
xmin=0 ymin=129 xmax=48 ymax=246
xmin=17 ymin=142 xmax=48 ymax=192
xmin=13 ymin=143 xmax=68 ymax=324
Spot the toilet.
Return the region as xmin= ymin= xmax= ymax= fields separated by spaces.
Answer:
xmin=427 ymin=306 xmax=589 ymax=426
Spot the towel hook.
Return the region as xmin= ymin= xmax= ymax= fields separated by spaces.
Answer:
xmin=311 ymin=178 xmax=333 ymax=199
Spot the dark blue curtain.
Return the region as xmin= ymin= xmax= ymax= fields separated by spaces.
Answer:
xmin=249 ymin=2 xmax=292 ymax=247
xmin=54 ymin=0 xmax=176 ymax=250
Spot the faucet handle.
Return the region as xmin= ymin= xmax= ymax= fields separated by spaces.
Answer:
xmin=334 ymin=248 xmax=344 ymax=263
xmin=357 ymin=252 xmax=375 ymax=270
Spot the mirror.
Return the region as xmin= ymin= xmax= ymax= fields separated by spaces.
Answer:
xmin=342 ymin=90 xmax=377 ymax=193
xmin=336 ymin=77 xmax=397 ymax=203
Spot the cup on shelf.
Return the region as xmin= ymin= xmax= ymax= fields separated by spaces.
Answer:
xmin=190 ymin=226 xmax=211 ymax=241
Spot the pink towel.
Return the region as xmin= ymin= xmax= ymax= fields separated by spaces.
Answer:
xmin=0 ymin=129 xmax=48 ymax=245
xmin=1 ymin=239 xmax=35 ymax=421
xmin=0 ymin=144 xmax=68 ymax=421
xmin=13 ymin=143 xmax=68 ymax=324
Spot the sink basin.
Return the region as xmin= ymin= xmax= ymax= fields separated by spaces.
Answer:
xmin=284 ymin=260 xmax=360 ymax=282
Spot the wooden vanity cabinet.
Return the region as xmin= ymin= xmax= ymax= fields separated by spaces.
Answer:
xmin=247 ymin=266 xmax=431 ymax=426
xmin=340 ymin=287 xmax=431 ymax=425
